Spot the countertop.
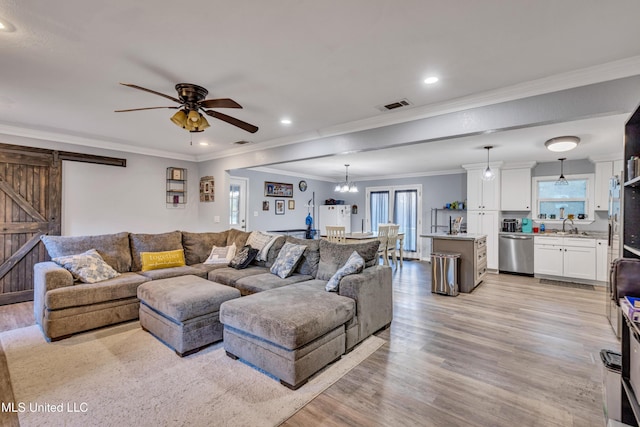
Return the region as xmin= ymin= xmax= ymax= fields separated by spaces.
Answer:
xmin=420 ymin=233 xmax=487 ymax=241
xmin=499 ymin=231 xmax=608 ymax=239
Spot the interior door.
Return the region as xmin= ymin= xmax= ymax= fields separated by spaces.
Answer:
xmin=229 ymin=177 xmax=248 ymax=231
xmin=0 ymin=150 xmax=61 ymax=305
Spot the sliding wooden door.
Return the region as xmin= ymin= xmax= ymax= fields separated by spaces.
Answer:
xmin=0 ymin=148 xmax=61 ymax=305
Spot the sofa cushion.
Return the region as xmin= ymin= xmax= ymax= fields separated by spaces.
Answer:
xmin=285 ymin=236 xmax=320 ymax=276
xmin=41 ymin=232 xmax=132 ymax=273
xmin=233 ymin=272 xmax=314 ymax=296
xmin=52 ymin=249 xmax=120 ymax=284
xmin=226 ymin=229 xmax=251 ymax=249
xmin=129 ymin=231 xmax=183 ymax=272
xmin=137 ymin=265 xmax=206 ymax=280
xmin=208 ymin=266 xmax=269 ymax=287
xmin=246 ymin=231 xmax=281 ymax=261
xmin=316 ymin=239 xmax=380 ymax=281
xmin=325 ymin=251 xmax=365 ymax=292
xmin=181 ymin=231 xmax=229 ymax=265
xmin=45 ymin=272 xmax=149 ymax=310
xmin=140 ymin=249 xmax=186 ymax=272
xmin=220 ymin=285 xmax=355 ymax=350
xmin=270 ymin=242 xmax=307 ymax=279
xmin=204 ymin=244 xmax=236 ymax=265
xmin=228 ymin=245 xmax=258 ymax=270
xmin=138 ymin=275 xmax=240 ymax=322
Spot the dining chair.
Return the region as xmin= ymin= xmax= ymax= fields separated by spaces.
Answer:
xmin=377 ymin=225 xmax=390 ymax=266
xmin=326 ymin=226 xmax=346 ymax=243
xmin=386 ymin=224 xmax=400 ymax=267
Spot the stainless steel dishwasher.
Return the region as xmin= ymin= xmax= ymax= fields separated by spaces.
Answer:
xmin=498 ymin=233 xmax=534 ymax=275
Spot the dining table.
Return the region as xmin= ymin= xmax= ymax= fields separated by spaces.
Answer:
xmin=321 ymin=231 xmax=404 ymax=267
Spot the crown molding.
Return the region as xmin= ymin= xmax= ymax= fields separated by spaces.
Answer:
xmin=501 ymin=161 xmax=537 ymax=170
xmin=588 ymin=154 xmax=624 ymax=163
xmin=357 ymin=168 xmax=466 ymax=181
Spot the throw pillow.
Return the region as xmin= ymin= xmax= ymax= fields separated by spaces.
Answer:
xmin=140 ymin=249 xmax=186 ymax=272
xmin=325 ymin=251 xmax=365 ymax=292
xmin=52 ymin=249 xmax=121 ymax=284
xmin=204 ymin=243 xmax=237 ymax=264
xmin=246 ymin=231 xmax=280 ymax=261
xmin=270 ymin=242 xmax=307 ymax=279
xmin=228 ymin=245 xmax=259 ymax=269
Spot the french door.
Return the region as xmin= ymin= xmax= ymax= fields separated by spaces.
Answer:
xmin=229 ymin=177 xmax=248 ymax=231
xmin=365 ymin=185 xmax=422 ymax=258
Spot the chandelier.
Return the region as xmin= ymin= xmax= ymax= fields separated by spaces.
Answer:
xmin=334 ymin=164 xmax=358 ymax=193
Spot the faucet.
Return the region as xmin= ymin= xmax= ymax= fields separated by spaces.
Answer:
xmin=562 ymin=218 xmax=576 ymax=234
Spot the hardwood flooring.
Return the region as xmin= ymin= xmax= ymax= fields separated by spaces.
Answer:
xmin=0 ymin=262 xmax=618 ymax=426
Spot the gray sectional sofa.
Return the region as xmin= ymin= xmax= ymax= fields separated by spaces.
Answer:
xmin=33 ymin=229 xmax=393 ymax=364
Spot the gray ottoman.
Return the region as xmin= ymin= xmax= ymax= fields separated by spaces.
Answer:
xmin=220 ymin=284 xmax=355 ymax=389
xmin=138 ymin=275 xmax=240 ymax=356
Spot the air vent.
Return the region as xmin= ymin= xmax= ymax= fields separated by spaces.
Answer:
xmin=233 ymin=140 xmax=252 ymax=145
xmin=376 ymin=98 xmax=412 ymax=112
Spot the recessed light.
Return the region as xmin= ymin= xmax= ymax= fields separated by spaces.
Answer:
xmin=423 ymin=76 xmax=439 ymax=85
xmin=280 ymin=118 xmax=292 ymax=125
xmin=199 ymin=142 xmax=209 ymax=146
xmin=0 ymin=18 xmax=16 ymax=32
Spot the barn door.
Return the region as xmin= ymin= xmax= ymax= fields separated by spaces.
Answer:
xmin=0 ymin=150 xmax=61 ymax=305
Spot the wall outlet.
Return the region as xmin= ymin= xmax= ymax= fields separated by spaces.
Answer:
xmin=214 ymin=216 xmax=220 ymax=223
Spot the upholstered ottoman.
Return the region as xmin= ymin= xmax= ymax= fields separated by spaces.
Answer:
xmin=219 ymin=284 xmax=355 ymax=389
xmin=137 ymin=275 xmax=241 ymax=356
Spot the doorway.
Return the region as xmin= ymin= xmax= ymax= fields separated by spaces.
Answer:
xmin=365 ymin=184 xmax=422 ymax=258
xmin=229 ymin=176 xmax=248 ymax=231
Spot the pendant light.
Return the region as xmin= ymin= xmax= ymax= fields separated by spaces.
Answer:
xmin=555 ymin=157 xmax=569 ymax=185
xmin=481 ymin=146 xmax=495 ymax=181
xmin=334 ymin=164 xmax=358 ymax=193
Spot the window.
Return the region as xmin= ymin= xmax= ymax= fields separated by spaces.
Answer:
xmin=229 ymin=184 xmax=240 ymax=225
xmin=533 ymin=174 xmax=594 ymax=222
xmin=369 ymin=191 xmax=389 ymax=232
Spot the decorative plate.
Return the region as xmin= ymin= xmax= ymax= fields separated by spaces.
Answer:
xmin=298 ymin=180 xmax=307 ymax=192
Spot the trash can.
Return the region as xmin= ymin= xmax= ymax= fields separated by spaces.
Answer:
xmin=601 ymin=349 xmax=622 ymax=422
xmin=431 ymin=251 xmax=460 ymax=296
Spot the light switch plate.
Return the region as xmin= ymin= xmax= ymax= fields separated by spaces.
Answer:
xmin=214 ymin=216 xmax=220 ymax=223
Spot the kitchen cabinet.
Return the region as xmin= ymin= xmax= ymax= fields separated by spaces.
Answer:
xmin=467 ymin=168 xmax=501 ymax=210
xmin=595 ymin=160 xmax=624 ymax=210
xmin=500 ymin=167 xmax=532 ymax=211
xmin=430 ymin=234 xmax=487 ymax=292
xmin=534 ymin=236 xmax=596 ymax=281
xmin=467 ymin=210 xmax=499 ymax=270
xmin=596 ymin=238 xmax=608 ymax=282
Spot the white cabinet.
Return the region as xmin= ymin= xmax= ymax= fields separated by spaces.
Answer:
xmin=467 ymin=168 xmax=500 ymax=210
xmin=534 ymin=236 xmax=596 ymax=280
xmin=595 ymin=160 xmax=623 ymax=210
xmin=467 ymin=210 xmax=499 ymax=270
xmin=501 ymin=168 xmax=532 ymax=211
xmin=596 ymin=238 xmax=608 ymax=282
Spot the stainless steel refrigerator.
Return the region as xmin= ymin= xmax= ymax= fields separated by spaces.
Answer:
xmin=606 ymin=170 xmax=622 ymax=337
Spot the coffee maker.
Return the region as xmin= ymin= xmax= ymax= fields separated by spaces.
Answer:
xmin=502 ymin=219 xmax=518 ymax=232
xmin=521 ymin=217 xmax=532 ymax=233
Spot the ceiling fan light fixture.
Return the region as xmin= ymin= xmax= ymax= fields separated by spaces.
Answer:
xmin=187 ymin=110 xmax=200 ymax=123
xmin=170 ymin=110 xmax=187 ymax=128
xmin=545 ymin=136 xmax=580 ymax=152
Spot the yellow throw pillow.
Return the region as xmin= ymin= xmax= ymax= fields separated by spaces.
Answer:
xmin=140 ymin=249 xmax=186 ymax=272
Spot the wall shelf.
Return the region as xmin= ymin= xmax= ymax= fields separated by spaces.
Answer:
xmin=166 ymin=167 xmax=187 ymax=208
xmin=430 ymin=208 xmax=466 ymax=233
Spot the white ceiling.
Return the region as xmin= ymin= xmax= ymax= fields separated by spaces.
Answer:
xmin=1 ymin=1 xmax=640 ymax=175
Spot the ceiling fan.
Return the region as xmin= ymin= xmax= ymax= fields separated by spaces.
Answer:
xmin=115 ymin=83 xmax=258 ymax=134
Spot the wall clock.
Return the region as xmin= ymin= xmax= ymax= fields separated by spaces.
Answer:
xmin=298 ymin=180 xmax=307 ymax=192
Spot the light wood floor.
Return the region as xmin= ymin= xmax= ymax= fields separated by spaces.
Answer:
xmin=0 ymin=262 xmax=618 ymax=426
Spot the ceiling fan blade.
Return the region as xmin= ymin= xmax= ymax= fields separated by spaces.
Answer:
xmin=204 ymin=110 xmax=258 ymax=133
xmin=119 ymin=83 xmax=181 ymax=104
xmin=114 ymin=106 xmax=179 ymax=112
xmin=200 ymin=98 xmax=242 ymax=109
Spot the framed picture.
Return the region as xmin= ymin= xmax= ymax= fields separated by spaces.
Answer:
xmin=262 ymin=201 xmax=269 ymax=211
xmin=288 ymin=200 xmax=295 ymax=210
xmin=275 ymin=199 xmax=285 ymax=215
xmin=199 ymin=176 xmax=215 ymax=202
xmin=264 ymin=181 xmax=293 ymax=198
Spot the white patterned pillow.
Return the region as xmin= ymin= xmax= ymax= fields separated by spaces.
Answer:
xmin=270 ymin=242 xmax=307 ymax=279
xmin=52 ymin=249 xmax=120 ymax=284
xmin=204 ymin=243 xmax=237 ymax=264
xmin=325 ymin=251 xmax=365 ymax=292
xmin=246 ymin=231 xmax=280 ymax=261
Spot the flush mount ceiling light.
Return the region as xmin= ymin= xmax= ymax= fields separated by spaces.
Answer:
xmin=544 ymin=136 xmax=580 ymax=152
xmin=556 ymin=157 xmax=569 ymax=185
xmin=423 ymin=76 xmax=439 ymax=85
xmin=481 ymin=146 xmax=495 ymax=181
xmin=334 ymin=164 xmax=358 ymax=193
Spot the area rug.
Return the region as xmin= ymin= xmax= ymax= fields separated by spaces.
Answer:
xmin=0 ymin=322 xmax=384 ymax=427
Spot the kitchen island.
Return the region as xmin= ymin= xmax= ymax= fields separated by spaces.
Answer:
xmin=421 ymin=233 xmax=487 ymax=293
